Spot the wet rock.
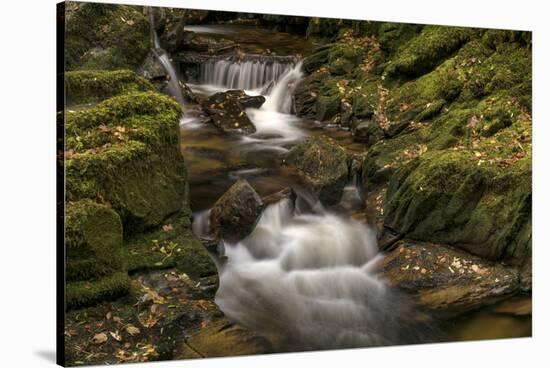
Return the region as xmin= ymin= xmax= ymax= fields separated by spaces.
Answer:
xmin=209 ymin=179 xmax=265 ymax=243
xmin=175 ymin=319 xmax=273 ymax=359
xmin=201 ymin=90 xmax=264 ymax=134
xmin=262 ymin=187 xmax=297 ymax=206
xmin=352 ymin=120 xmax=385 ymax=145
xmin=519 ymin=257 xmax=532 ymax=292
xmin=377 ymin=240 xmax=520 ymax=316
xmin=284 ymin=137 xmax=349 ymax=205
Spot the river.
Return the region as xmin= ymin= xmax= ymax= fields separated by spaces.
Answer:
xmin=167 ymin=24 xmax=531 ymax=352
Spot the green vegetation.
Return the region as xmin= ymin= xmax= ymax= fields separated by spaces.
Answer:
xmin=65 ymin=69 xmax=154 ymax=105
xmin=65 ymin=1 xmax=150 ymax=71
xmin=298 ymin=24 xmax=531 ymax=264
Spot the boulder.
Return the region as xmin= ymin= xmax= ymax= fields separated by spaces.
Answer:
xmin=383 ymin=149 xmax=531 ymax=264
xmin=284 ymin=137 xmax=350 ymax=205
xmin=201 ymin=90 xmax=265 ymax=134
xmin=65 ymin=199 xmax=129 ymax=308
xmin=209 ymin=179 xmax=265 ymax=243
xmin=352 ymin=120 xmax=385 ymax=145
xmin=65 ymin=77 xmax=188 ymax=234
xmin=377 ymin=240 xmax=520 ymax=316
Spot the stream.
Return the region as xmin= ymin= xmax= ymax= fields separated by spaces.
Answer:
xmin=158 ymin=24 xmax=531 ymax=351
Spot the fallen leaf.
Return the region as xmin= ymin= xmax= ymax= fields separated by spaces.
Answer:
xmin=110 ymin=330 xmax=122 ymax=342
xmin=125 ymin=325 xmax=140 ymax=336
xmin=92 ymin=332 xmax=108 ymax=344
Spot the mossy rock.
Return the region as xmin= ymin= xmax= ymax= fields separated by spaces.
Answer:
xmin=65 ymin=2 xmax=150 ymax=71
xmin=285 ymin=137 xmax=350 ymax=205
xmin=65 ymin=69 xmax=154 ymax=105
xmin=66 ymin=199 xmax=125 ymax=282
xmin=65 ymin=90 xmax=187 ymax=234
xmin=66 ymin=271 xmax=130 ymax=309
xmin=125 ymin=209 xmax=217 ymax=281
xmin=384 ymin=149 xmax=531 ymax=264
xmin=384 ymin=25 xmax=475 ymax=80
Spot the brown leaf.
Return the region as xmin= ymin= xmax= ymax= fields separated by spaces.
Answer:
xmin=92 ymin=332 xmax=108 ymax=344
xmin=110 ymin=330 xmax=122 ymax=342
xmin=125 ymin=325 xmax=140 ymax=336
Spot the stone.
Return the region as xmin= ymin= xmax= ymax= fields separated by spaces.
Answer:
xmin=209 ymin=179 xmax=265 ymax=243
xmin=377 ymin=240 xmax=520 ymax=317
xmin=352 ymin=120 xmax=385 ymax=145
xmin=285 ymin=137 xmax=350 ymax=205
xmin=201 ymin=90 xmax=264 ymax=134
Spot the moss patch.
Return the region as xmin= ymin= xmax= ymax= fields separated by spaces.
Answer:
xmin=65 ymin=1 xmax=150 ymax=71
xmin=65 ymin=69 xmax=154 ymax=105
xmin=65 ymin=90 xmax=187 ymax=234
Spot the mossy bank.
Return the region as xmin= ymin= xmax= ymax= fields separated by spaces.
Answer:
xmin=296 ymin=24 xmax=531 ymax=269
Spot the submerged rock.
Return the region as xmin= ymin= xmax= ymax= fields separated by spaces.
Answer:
xmin=377 ymin=240 xmax=520 ymax=316
xmin=284 ymin=137 xmax=350 ymax=205
xmin=209 ymin=179 xmax=265 ymax=243
xmin=201 ymin=90 xmax=265 ymax=134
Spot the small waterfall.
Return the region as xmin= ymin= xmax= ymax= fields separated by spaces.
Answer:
xmin=263 ymin=61 xmax=303 ymax=114
xmin=199 ymin=58 xmax=295 ymax=91
xmin=211 ymin=194 xmax=428 ymax=349
xmin=148 ymin=8 xmax=186 ymax=107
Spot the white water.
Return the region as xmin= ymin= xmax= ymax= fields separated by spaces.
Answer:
xmin=148 ymin=9 xmax=186 ymax=107
xmin=209 ymin=197 xmax=413 ymax=349
xmin=199 ymin=58 xmax=294 ymax=91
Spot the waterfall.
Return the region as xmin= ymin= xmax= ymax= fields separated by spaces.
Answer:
xmin=209 ymin=194 xmax=428 ymax=350
xmin=148 ymin=8 xmax=186 ymax=107
xmin=199 ymin=58 xmax=295 ymax=91
xmin=262 ymin=61 xmax=303 ymax=114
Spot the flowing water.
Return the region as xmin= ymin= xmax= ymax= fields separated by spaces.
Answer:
xmin=153 ymin=24 xmax=531 ymax=351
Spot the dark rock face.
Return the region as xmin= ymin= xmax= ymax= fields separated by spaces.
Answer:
xmin=209 ymin=179 xmax=265 ymax=243
xmin=377 ymin=240 xmax=520 ymax=316
xmin=284 ymin=137 xmax=350 ymax=205
xmin=201 ymin=90 xmax=265 ymax=134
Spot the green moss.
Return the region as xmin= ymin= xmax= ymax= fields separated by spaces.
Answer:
xmin=65 ymin=2 xmax=150 ymax=71
xmin=66 ymin=271 xmax=130 ymax=309
xmin=125 ymin=210 xmax=217 ymax=279
xmin=384 ymin=25 xmax=476 ymax=80
xmin=285 ymin=137 xmax=350 ymax=204
xmin=66 ymin=199 xmax=125 ymax=282
xmin=65 ymin=89 xmax=188 ymax=234
xmin=65 ymin=69 xmax=154 ymax=105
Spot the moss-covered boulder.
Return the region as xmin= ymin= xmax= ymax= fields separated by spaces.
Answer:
xmin=65 ymin=2 xmax=150 ymax=70
xmin=284 ymin=137 xmax=350 ymax=205
xmin=65 ymin=199 xmax=129 ymax=308
xmin=65 ymin=69 xmax=154 ymax=105
xmin=65 ymin=90 xmax=187 ymax=234
xmin=384 ymin=147 xmax=531 ymax=264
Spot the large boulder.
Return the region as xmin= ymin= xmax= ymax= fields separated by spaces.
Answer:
xmin=65 ymin=72 xmax=188 ymax=235
xmin=65 ymin=199 xmax=129 ymax=308
xmin=383 ymin=149 xmax=531 ymax=264
xmin=284 ymin=137 xmax=350 ymax=205
xmin=377 ymin=240 xmax=520 ymax=316
xmin=201 ymin=90 xmax=265 ymax=134
xmin=209 ymin=179 xmax=265 ymax=243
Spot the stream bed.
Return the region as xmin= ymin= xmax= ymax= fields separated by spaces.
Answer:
xmin=175 ymin=24 xmax=531 ymax=351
